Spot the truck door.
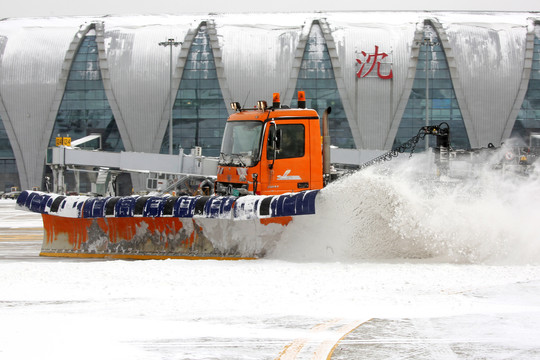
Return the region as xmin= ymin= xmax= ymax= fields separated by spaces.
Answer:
xmin=261 ymin=120 xmax=311 ymax=195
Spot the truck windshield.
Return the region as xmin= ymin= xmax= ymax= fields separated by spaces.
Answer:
xmin=219 ymin=121 xmax=263 ymax=166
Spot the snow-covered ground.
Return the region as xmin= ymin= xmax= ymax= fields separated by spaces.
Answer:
xmin=1 ymin=155 xmax=540 ymax=359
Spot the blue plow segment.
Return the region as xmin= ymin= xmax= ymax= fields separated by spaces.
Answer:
xmin=15 ymin=190 xmax=320 ymax=259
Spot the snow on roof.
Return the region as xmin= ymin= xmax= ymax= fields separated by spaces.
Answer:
xmin=0 ymin=11 xmax=538 ymax=188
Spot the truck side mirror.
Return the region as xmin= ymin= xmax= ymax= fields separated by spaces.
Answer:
xmin=275 ymin=129 xmax=282 ymax=152
xmin=268 ymin=122 xmax=279 ymax=169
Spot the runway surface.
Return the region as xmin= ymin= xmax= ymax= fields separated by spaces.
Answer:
xmin=1 ymin=199 xmax=540 ymax=359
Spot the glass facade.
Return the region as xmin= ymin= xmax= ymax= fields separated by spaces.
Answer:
xmin=0 ymin=115 xmax=19 ymax=192
xmin=292 ymin=24 xmax=355 ymax=149
xmin=395 ymin=25 xmax=470 ymax=150
xmin=161 ymin=25 xmax=228 ymax=156
xmin=49 ymin=34 xmax=124 ymax=152
xmin=47 ymin=32 xmax=127 ymax=194
xmin=0 ymin=115 xmax=14 ymax=159
xmin=511 ymin=35 xmax=540 ymax=144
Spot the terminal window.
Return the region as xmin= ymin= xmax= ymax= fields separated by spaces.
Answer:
xmin=161 ymin=25 xmax=228 ymax=156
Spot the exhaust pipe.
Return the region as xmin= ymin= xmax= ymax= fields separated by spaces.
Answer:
xmin=322 ymin=107 xmax=332 ymax=178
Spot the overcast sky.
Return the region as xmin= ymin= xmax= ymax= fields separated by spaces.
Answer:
xmin=2 ymin=0 xmax=540 ymax=18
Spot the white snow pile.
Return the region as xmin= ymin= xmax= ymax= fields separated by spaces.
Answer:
xmin=272 ymin=151 xmax=540 ymax=264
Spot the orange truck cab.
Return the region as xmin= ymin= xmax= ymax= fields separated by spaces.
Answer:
xmin=216 ymin=92 xmax=323 ymax=196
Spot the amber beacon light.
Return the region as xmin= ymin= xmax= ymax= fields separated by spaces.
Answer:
xmin=272 ymin=92 xmax=281 ymax=108
xmin=298 ymin=91 xmax=306 ymax=108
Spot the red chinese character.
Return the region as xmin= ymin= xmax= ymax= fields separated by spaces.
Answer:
xmin=356 ymin=45 xmax=393 ymax=79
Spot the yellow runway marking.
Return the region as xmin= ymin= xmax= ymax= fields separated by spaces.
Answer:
xmin=275 ymin=318 xmax=371 ymax=360
xmin=322 ymin=319 xmax=371 ymax=360
xmin=275 ymin=319 xmax=342 ymax=360
xmin=0 ymin=231 xmax=44 ymax=242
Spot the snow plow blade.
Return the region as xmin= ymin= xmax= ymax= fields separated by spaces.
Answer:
xmin=16 ymin=190 xmax=319 ymax=260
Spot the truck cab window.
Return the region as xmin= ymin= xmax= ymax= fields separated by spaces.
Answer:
xmin=267 ymin=124 xmax=305 ymax=159
xmin=219 ymin=120 xmax=263 ymax=166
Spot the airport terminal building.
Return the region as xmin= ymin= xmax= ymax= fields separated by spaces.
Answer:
xmin=0 ymin=11 xmax=539 ymax=192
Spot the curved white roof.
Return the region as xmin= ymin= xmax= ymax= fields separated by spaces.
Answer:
xmin=0 ymin=12 xmax=537 ymax=188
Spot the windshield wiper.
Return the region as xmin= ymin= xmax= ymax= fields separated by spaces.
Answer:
xmin=219 ymin=152 xmax=233 ymax=166
xmin=231 ymin=153 xmax=246 ymax=167
xmin=219 ymin=152 xmax=248 ymax=166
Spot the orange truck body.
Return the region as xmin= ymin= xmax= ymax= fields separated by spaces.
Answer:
xmin=18 ymin=93 xmax=327 ymax=260
xmin=216 ymin=102 xmax=324 ymax=196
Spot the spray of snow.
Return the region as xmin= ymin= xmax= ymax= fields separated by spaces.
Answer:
xmin=272 ymin=151 xmax=540 ymax=264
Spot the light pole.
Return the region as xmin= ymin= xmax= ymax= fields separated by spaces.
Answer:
xmin=417 ymin=36 xmax=439 ymax=150
xmin=159 ymin=38 xmax=182 ymax=154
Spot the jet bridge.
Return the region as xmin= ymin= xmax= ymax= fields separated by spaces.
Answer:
xmin=46 ymin=135 xmax=217 ymax=195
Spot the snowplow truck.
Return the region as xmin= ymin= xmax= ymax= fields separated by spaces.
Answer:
xmin=16 ymin=92 xmax=451 ymax=260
